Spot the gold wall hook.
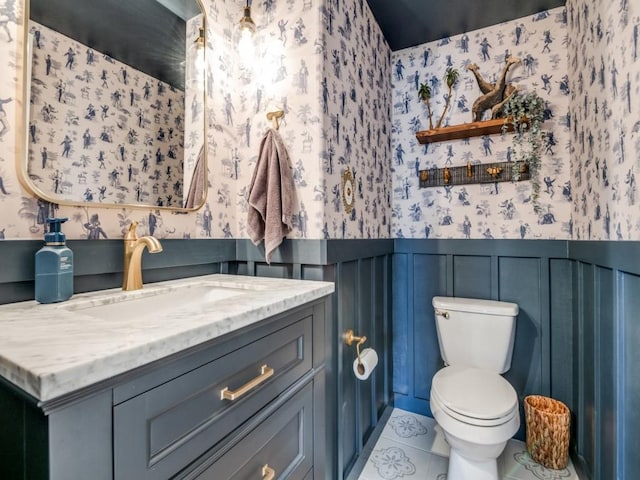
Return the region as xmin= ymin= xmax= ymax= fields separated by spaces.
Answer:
xmin=266 ymin=110 xmax=284 ymax=130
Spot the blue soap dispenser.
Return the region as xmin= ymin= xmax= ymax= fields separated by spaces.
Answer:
xmin=35 ymin=217 xmax=74 ymax=304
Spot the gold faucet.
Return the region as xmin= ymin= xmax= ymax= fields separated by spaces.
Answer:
xmin=122 ymin=221 xmax=163 ymax=291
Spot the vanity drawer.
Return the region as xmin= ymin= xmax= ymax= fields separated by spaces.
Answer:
xmin=188 ymin=381 xmax=313 ymax=480
xmin=114 ymin=316 xmax=313 ymax=480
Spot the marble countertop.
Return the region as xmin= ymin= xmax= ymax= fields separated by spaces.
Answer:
xmin=0 ymin=274 xmax=334 ymax=402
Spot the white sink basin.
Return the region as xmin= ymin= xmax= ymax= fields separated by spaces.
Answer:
xmin=61 ymin=282 xmax=247 ymax=321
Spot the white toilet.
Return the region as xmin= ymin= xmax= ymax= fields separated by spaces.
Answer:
xmin=430 ymin=296 xmax=520 ymax=480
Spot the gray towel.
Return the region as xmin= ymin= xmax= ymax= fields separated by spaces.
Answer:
xmin=247 ymin=128 xmax=295 ymax=263
xmin=184 ymin=145 xmax=206 ymax=209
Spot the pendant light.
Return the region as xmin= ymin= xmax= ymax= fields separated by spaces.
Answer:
xmin=238 ymin=0 xmax=256 ymax=58
xmin=238 ymin=0 xmax=256 ymax=38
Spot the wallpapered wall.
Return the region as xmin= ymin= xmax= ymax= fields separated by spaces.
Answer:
xmin=206 ymin=0 xmax=392 ymax=240
xmin=320 ymin=0 xmax=393 ymax=239
xmin=27 ymin=21 xmax=185 ymax=207
xmin=391 ymin=7 xmax=572 ymax=239
xmin=0 ymin=0 xmax=391 ymax=242
xmin=3 ymin=0 xmax=638 ymax=243
xmin=567 ymin=0 xmax=640 ymax=241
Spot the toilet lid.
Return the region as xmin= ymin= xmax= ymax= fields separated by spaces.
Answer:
xmin=431 ymin=366 xmax=517 ymax=421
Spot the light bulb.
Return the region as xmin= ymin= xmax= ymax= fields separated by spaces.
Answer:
xmin=238 ymin=27 xmax=254 ymax=61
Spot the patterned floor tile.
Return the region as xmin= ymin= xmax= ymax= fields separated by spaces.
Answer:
xmin=359 ymin=409 xmax=582 ymax=480
xmin=379 ymin=408 xmax=438 ymax=453
xmin=359 ymin=436 xmax=434 ymax=480
xmin=499 ymin=439 xmax=579 ymax=480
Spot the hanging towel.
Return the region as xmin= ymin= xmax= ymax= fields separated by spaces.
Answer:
xmin=184 ymin=145 xmax=206 ymax=209
xmin=247 ymin=128 xmax=295 ymax=264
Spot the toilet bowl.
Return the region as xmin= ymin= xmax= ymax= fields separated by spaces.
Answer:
xmin=430 ymin=297 xmax=520 ymax=480
xmin=430 ymin=366 xmax=520 ymax=480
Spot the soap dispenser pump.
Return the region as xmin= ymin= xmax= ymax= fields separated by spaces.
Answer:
xmin=35 ymin=217 xmax=74 ymax=304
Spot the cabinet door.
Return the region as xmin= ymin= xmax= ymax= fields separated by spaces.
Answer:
xmin=189 ymin=382 xmax=314 ymax=480
xmin=114 ymin=317 xmax=312 ymax=480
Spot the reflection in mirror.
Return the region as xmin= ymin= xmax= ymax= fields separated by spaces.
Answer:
xmin=22 ymin=0 xmax=207 ymax=210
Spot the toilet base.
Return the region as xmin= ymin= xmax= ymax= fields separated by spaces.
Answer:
xmin=448 ymin=448 xmax=498 ymax=480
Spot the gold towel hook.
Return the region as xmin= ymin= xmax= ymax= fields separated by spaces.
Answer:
xmin=266 ymin=109 xmax=284 ymax=130
xmin=344 ymin=329 xmax=367 ymax=375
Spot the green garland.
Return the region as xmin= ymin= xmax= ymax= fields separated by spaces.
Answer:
xmin=502 ymin=91 xmax=546 ymax=213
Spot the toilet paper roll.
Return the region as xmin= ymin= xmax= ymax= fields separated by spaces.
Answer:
xmin=353 ymin=348 xmax=378 ymax=380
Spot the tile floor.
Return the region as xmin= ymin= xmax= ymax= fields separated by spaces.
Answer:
xmin=357 ymin=408 xmax=580 ymax=480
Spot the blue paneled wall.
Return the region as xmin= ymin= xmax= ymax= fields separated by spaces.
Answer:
xmin=393 ymin=239 xmax=640 ymax=480
xmin=2 ymin=237 xmax=639 ymax=480
xmin=392 ymin=240 xmax=571 ymax=441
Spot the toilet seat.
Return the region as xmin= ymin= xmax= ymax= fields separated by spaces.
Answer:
xmin=431 ymin=366 xmax=518 ymax=427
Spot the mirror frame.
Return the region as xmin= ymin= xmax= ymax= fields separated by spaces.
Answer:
xmin=16 ymin=0 xmax=208 ymax=212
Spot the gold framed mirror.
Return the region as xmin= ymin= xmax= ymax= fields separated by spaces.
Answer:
xmin=19 ymin=0 xmax=207 ymax=211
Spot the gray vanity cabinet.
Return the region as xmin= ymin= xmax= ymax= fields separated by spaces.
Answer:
xmin=114 ymin=315 xmax=314 ymax=479
xmin=185 ymin=382 xmax=314 ymax=480
xmin=0 ymin=298 xmax=328 ymax=480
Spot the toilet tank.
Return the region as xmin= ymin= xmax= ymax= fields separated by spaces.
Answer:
xmin=432 ymin=296 xmax=519 ymax=374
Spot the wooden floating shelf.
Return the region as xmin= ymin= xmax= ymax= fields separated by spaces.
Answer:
xmin=418 ymin=160 xmax=530 ymax=188
xmin=415 ymin=117 xmax=527 ymax=145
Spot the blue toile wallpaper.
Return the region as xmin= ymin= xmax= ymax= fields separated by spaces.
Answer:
xmin=27 ymin=21 xmax=186 ymax=207
xmin=1 ymin=0 xmax=639 ymax=242
xmin=319 ymin=0 xmax=393 ymax=239
xmin=567 ymin=0 xmax=640 ymax=241
xmin=0 ymin=0 xmax=392 ymax=242
xmin=391 ymin=7 xmax=572 ymax=239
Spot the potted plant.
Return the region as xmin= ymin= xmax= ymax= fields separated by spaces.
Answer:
xmin=502 ymin=90 xmax=546 ymax=211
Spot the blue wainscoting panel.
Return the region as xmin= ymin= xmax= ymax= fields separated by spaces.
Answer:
xmin=568 ymin=241 xmax=640 ymax=480
xmin=452 ymin=255 xmax=491 ymax=299
xmin=393 ymin=240 xmax=569 ymax=440
xmin=358 ymin=258 xmax=374 ymax=442
xmin=392 ymin=254 xmax=410 ymax=398
xmin=621 ymin=271 xmax=640 ymax=479
xmin=579 ymin=262 xmax=596 ymax=470
xmin=234 ymin=239 xmax=394 ymax=480
xmin=412 ymin=254 xmax=447 ymax=410
xmin=373 ymin=256 xmax=388 ymax=417
xmin=499 ymin=257 xmax=546 ymax=439
xmin=549 ymin=259 xmax=573 ymax=411
xmin=338 ymin=260 xmax=358 ymax=477
xmin=596 ymin=267 xmax=615 ymax=480
xmin=0 ymin=239 xmax=235 ymax=304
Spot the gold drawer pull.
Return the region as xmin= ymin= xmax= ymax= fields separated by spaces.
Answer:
xmin=220 ymin=364 xmax=274 ymax=401
xmin=262 ymin=464 xmax=275 ymax=480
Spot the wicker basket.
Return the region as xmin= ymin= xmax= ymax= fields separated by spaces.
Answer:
xmin=524 ymin=395 xmax=570 ymax=470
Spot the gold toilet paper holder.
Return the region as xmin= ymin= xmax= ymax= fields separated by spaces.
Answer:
xmin=344 ymin=329 xmax=367 ymax=375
